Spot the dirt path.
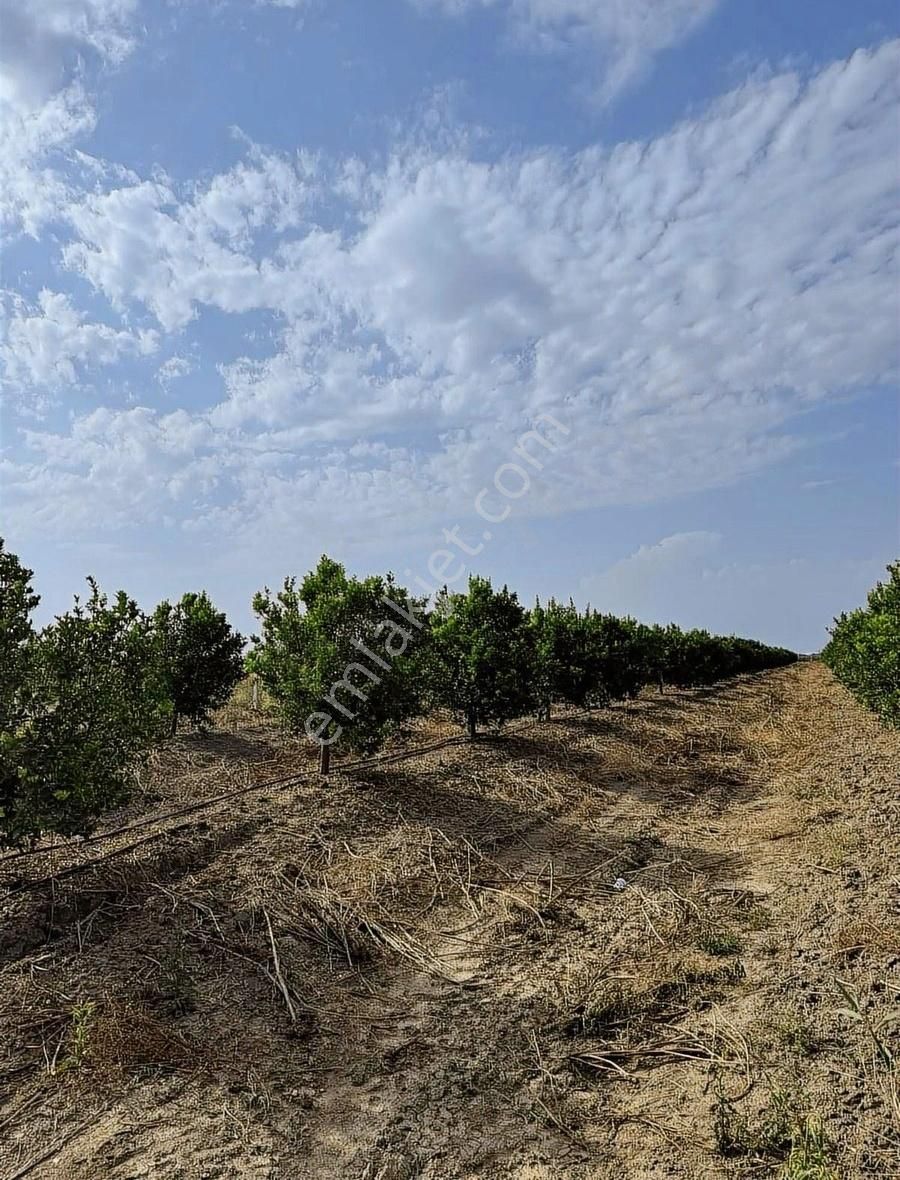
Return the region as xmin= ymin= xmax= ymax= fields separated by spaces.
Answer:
xmin=1 ymin=662 xmax=897 ymax=1179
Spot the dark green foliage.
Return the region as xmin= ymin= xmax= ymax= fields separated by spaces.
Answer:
xmin=587 ymin=613 xmax=648 ymax=701
xmin=0 ymin=540 xmax=39 ymax=711
xmin=528 ymin=598 xmax=794 ymax=716
xmin=632 ymin=622 xmax=670 ymax=691
xmin=1 ymin=573 xmax=165 ymax=847
xmin=0 ymin=541 xmax=40 ymax=842
xmin=529 ymin=599 xmax=598 ymax=713
xmin=429 ymin=576 xmax=534 ymax=737
xmin=634 ymin=622 xmax=795 ymax=690
xmin=0 ymin=533 xmax=803 ymax=828
xmin=697 ymin=927 xmax=744 ymax=956
xmin=251 ymin=555 xmax=426 ymax=756
xmin=529 ymin=602 xmax=646 ymax=712
xmin=823 ymin=561 xmax=900 ymax=726
xmin=152 ymin=592 xmax=244 ymax=733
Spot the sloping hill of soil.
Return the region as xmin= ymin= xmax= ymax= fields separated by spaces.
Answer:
xmin=1 ymin=661 xmax=897 ymax=1179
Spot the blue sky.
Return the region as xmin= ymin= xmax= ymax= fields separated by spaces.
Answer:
xmin=1 ymin=0 xmax=898 ymax=652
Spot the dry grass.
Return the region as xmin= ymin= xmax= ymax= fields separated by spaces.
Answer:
xmin=1 ymin=663 xmax=898 ymax=1179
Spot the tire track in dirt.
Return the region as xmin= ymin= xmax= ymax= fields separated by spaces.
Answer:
xmin=4 ymin=664 xmax=898 ymax=1180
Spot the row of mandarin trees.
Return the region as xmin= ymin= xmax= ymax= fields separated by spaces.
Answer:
xmin=1 ymin=542 xmax=796 ymax=846
xmin=249 ymin=557 xmax=796 ymax=773
xmin=0 ymin=540 xmax=245 ymax=847
xmin=822 ymin=561 xmax=900 ymax=727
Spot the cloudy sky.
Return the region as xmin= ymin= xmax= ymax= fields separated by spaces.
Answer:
xmin=1 ymin=0 xmax=898 ymax=651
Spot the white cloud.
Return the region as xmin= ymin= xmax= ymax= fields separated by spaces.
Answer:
xmin=63 ymin=152 xmax=316 ymax=330
xmin=157 ymin=354 xmax=196 ymax=390
xmin=0 ymin=0 xmax=136 ymax=111
xmin=4 ymin=402 xmax=434 ymax=547
xmin=0 ymin=0 xmax=138 ymax=236
xmin=413 ymin=0 xmax=719 ymax=102
xmin=61 ymin=41 xmax=900 ymax=404
xmin=8 ymin=406 xmax=222 ymax=533
xmin=1 ymin=289 xmax=158 ymax=400
xmin=0 ymin=84 xmax=96 ymax=235
xmin=579 ymin=531 xmax=720 ymax=609
xmin=4 ymin=42 xmax=899 ymax=554
xmin=801 ymin=478 xmax=836 ymax=491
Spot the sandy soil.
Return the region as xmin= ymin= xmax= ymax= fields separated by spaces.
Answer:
xmin=1 ymin=661 xmax=898 ymax=1179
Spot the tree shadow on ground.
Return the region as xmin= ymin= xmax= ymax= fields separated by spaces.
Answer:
xmin=486 ymin=723 xmax=762 ymax=808
xmin=171 ymin=728 xmax=282 ymax=765
xmin=356 ymin=765 xmax=746 ymax=887
xmin=0 ymin=818 xmax=264 ymax=963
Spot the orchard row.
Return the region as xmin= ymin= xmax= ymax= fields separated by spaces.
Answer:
xmin=823 ymin=561 xmax=900 ymax=728
xmin=1 ymin=543 xmax=796 ymax=846
xmin=250 ymin=557 xmax=797 ymax=772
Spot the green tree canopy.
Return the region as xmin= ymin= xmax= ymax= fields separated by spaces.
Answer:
xmin=0 ymin=541 xmax=38 ymax=716
xmin=529 ymin=600 xmax=643 ymax=713
xmin=251 ymin=555 xmax=427 ymax=768
xmin=1 ymin=574 xmax=165 ymax=847
xmin=0 ymin=541 xmax=40 ymax=841
xmin=824 ymin=561 xmax=900 ymax=726
xmin=152 ymin=592 xmax=244 ymax=733
xmin=429 ymin=575 xmax=534 ymax=737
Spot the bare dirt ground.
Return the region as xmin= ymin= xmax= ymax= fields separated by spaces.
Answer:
xmin=1 ymin=661 xmax=898 ymax=1179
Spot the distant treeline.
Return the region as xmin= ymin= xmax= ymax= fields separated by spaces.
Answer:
xmin=249 ymin=557 xmax=797 ymax=772
xmin=1 ymin=541 xmax=795 ymax=845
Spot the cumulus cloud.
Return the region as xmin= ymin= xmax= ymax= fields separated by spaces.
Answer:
xmin=156 ymin=355 xmax=196 ymax=390
xmin=0 ymin=84 xmax=96 ymax=235
xmin=8 ymin=406 xmax=222 ymax=534
xmin=4 ymin=402 xmax=437 ymax=549
xmin=413 ymin=0 xmax=719 ymax=102
xmin=63 ymin=152 xmax=317 ymax=330
xmin=0 ymin=0 xmax=138 ymax=235
xmin=3 ymin=42 xmax=899 ymax=555
xmin=1 ymin=289 xmax=158 ymax=401
xmin=0 ymin=0 xmax=136 ymax=110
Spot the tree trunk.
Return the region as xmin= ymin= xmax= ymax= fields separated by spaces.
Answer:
xmin=251 ymin=674 xmax=260 ymax=711
xmin=170 ymin=711 xmax=179 ymax=737
xmin=466 ymin=709 xmax=477 ymax=741
xmin=319 ymin=743 xmax=331 ymax=776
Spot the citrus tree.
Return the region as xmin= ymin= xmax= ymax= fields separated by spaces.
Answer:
xmin=824 ymin=561 xmax=900 ymax=726
xmin=632 ymin=622 xmax=794 ymax=691
xmin=529 ymin=600 xmax=633 ymax=715
xmin=0 ymin=541 xmax=40 ymax=842
xmin=1 ymin=573 xmax=166 ymax=847
xmin=586 ymin=612 xmax=648 ymax=702
xmin=428 ymin=576 xmax=534 ymax=738
xmin=251 ymin=556 xmax=427 ymax=772
xmin=151 ymin=592 xmax=244 ymax=733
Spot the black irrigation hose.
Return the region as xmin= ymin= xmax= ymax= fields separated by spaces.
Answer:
xmin=5 ymin=822 xmax=208 ymax=894
xmin=0 ymin=710 xmax=580 ymax=889
xmin=0 ymin=733 xmax=478 ymax=867
xmin=3 ymin=669 xmax=768 ymax=892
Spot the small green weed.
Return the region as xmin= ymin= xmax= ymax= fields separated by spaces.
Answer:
xmin=779 ymin=1117 xmax=838 ymax=1179
xmin=698 ymin=927 xmax=744 ymax=956
xmin=713 ymin=1083 xmax=835 ymax=1174
xmin=835 ymin=978 xmax=896 ymax=1069
xmin=59 ymin=1000 xmax=96 ymax=1073
xmin=773 ymin=1012 xmax=821 ymax=1057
